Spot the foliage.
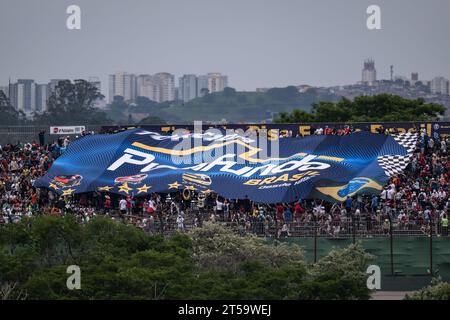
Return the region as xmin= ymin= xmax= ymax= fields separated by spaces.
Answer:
xmin=33 ymin=79 xmax=111 ymax=125
xmin=267 ymin=86 xmax=301 ymax=101
xmin=405 ymin=277 xmax=450 ymax=300
xmin=87 ymin=89 xmax=445 ymax=125
xmin=302 ymin=244 xmax=373 ymax=300
xmin=153 ymin=86 xmax=339 ymax=123
xmin=223 ymin=87 xmax=237 ymax=97
xmin=138 ymin=116 xmax=167 ymax=125
xmin=0 ymin=216 xmax=372 ymax=300
xmin=190 ymin=223 xmax=304 ymax=272
xmin=0 ymin=282 xmax=28 ymax=300
xmin=107 ymin=96 xmax=129 ymax=123
xmin=107 ymin=96 xmax=168 ymax=125
xmin=0 ymin=89 xmax=27 ymax=125
xmin=275 ymin=94 xmax=445 ymax=123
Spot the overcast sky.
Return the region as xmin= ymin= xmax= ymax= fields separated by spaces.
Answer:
xmin=1 ymin=0 xmax=449 ymax=94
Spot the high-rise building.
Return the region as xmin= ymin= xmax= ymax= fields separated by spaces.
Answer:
xmin=430 ymin=77 xmax=449 ymax=95
xmin=6 ymin=77 xmax=103 ymax=117
xmin=361 ymin=59 xmax=377 ymax=86
xmin=136 ymin=74 xmax=149 ymax=97
xmin=195 ymin=73 xmax=229 ymax=97
xmin=9 ymin=80 xmax=51 ymax=116
xmin=179 ymin=74 xmax=197 ymax=102
xmin=109 ymin=72 xmax=137 ymax=102
xmin=109 ymin=72 xmax=124 ymax=101
xmin=197 ymin=75 xmax=209 ymax=97
xmin=411 ymin=73 xmax=419 ymax=82
xmin=137 ymin=75 xmax=160 ymax=102
xmin=112 ymin=72 xmax=227 ymax=103
xmin=35 ymin=83 xmax=49 ymax=113
xmin=207 ymin=72 xmax=228 ymax=93
xmin=154 ymin=72 xmax=175 ymax=102
xmin=9 ymin=79 xmax=36 ymax=116
xmin=135 ymin=73 xmax=176 ymax=103
xmin=124 ymin=74 xmax=137 ymax=101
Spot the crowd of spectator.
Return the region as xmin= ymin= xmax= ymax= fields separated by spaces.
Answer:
xmin=1 ymin=127 xmax=449 ymax=238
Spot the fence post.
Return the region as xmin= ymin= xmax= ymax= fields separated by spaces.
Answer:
xmin=313 ymin=215 xmax=318 ymax=263
xmin=429 ymin=218 xmax=433 ymax=275
xmin=352 ymin=213 xmax=356 ymax=245
xmin=274 ymin=215 xmax=278 ymax=240
xmin=389 ymin=215 xmax=394 ymax=276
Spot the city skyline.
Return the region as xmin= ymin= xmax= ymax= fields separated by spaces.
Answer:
xmin=1 ymin=0 xmax=450 ymax=94
xmin=2 ymin=61 xmax=448 ymax=97
xmin=2 ymin=60 xmax=450 ymax=98
xmin=3 ymin=60 xmax=449 ymax=120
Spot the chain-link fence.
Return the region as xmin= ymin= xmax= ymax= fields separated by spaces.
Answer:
xmin=2 ymin=208 xmax=449 ymax=281
xmin=112 ymin=211 xmax=450 ymax=279
xmin=145 ymin=212 xmax=450 ymax=279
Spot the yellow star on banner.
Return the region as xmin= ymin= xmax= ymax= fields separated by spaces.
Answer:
xmin=201 ymin=189 xmax=213 ymax=194
xmin=118 ymin=182 xmax=133 ymax=195
xmin=187 ymin=185 xmax=196 ymax=191
xmin=98 ymin=185 xmax=114 ymax=192
xmin=168 ymin=181 xmax=181 ymax=189
xmin=49 ymin=183 xmax=59 ymax=190
xmin=62 ymin=188 xmax=75 ymax=196
xmin=136 ymin=184 xmax=151 ymax=194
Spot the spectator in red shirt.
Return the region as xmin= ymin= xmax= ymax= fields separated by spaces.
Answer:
xmin=294 ymin=202 xmax=304 ymax=222
xmin=276 ymin=203 xmax=285 ymax=222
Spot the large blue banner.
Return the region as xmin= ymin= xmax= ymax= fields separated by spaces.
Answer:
xmin=34 ymin=129 xmax=417 ymax=203
xmin=102 ymin=121 xmax=450 ymax=139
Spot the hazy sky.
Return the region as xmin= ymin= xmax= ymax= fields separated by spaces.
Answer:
xmin=1 ymin=0 xmax=449 ymax=94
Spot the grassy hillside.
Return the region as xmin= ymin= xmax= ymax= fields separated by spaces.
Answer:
xmin=140 ymin=87 xmax=340 ymax=124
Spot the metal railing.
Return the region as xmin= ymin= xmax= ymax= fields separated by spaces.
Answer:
xmin=2 ymin=210 xmax=447 ymax=276
xmin=2 ymin=210 xmax=443 ymax=238
xmin=0 ymin=125 xmax=105 ymax=145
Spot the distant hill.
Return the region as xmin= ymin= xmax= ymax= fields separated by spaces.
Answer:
xmin=137 ymin=86 xmax=340 ymax=124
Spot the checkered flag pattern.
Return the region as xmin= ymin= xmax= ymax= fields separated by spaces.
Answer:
xmin=391 ymin=132 xmax=418 ymax=154
xmin=377 ymin=133 xmax=418 ymax=177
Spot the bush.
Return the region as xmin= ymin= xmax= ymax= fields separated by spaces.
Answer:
xmin=405 ymin=278 xmax=450 ymax=300
xmin=0 ymin=216 xmax=373 ymax=300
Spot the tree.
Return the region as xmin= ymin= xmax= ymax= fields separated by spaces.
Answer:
xmin=190 ymin=223 xmax=304 ymax=272
xmin=302 ymin=244 xmax=373 ymax=300
xmin=200 ymin=88 xmax=209 ymax=97
xmin=274 ymin=109 xmax=316 ymax=123
xmin=0 ymin=90 xmax=24 ymax=125
xmin=138 ymin=116 xmax=166 ymax=125
xmin=223 ymin=87 xmax=237 ymax=97
xmin=203 ymin=92 xmax=215 ymax=103
xmin=237 ymin=94 xmax=248 ymax=104
xmin=107 ymin=96 xmax=129 ymax=123
xmin=267 ymin=86 xmax=300 ymax=102
xmin=0 ymin=216 xmax=373 ymax=300
xmin=274 ymin=94 xmax=446 ymax=123
xmin=135 ymin=96 xmax=158 ymax=108
xmin=33 ymin=80 xmax=110 ymax=125
xmin=255 ymin=95 xmax=266 ymax=105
